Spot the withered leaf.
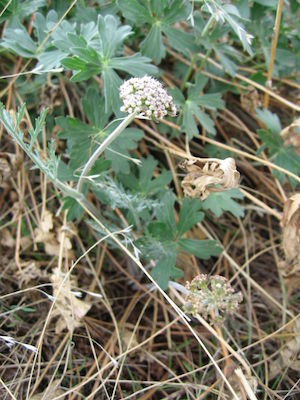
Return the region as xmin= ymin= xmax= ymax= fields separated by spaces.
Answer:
xmin=280 ymin=194 xmax=300 ymax=289
xmin=34 ymin=211 xmax=74 ymax=258
xmin=180 ymin=157 xmax=240 ymax=200
xmin=51 ymin=268 xmax=91 ymax=334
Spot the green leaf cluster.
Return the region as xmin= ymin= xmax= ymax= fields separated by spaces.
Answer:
xmin=118 ymin=0 xmax=195 ymax=64
xmin=256 ymin=109 xmax=300 ymax=187
xmin=57 ymin=87 xmax=143 ymax=175
xmin=140 ymin=194 xmax=222 ymax=289
xmin=171 ymin=73 xmax=224 ymax=138
xmin=202 ymin=189 xmax=244 ymax=218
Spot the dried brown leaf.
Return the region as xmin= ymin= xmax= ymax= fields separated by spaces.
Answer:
xmin=280 ymin=194 xmax=300 ymax=289
xmin=180 ymin=157 xmax=240 ymax=200
xmin=34 ymin=211 xmax=74 ymax=258
xmin=51 ymin=268 xmax=91 ymax=334
xmin=16 ymin=262 xmax=48 ymax=286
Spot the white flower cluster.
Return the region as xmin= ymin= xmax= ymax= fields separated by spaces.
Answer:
xmin=185 ymin=274 xmax=243 ymax=325
xmin=120 ymin=76 xmax=177 ymax=119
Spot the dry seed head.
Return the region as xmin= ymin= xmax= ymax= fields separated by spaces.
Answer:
xmin=120 ymin=76 xmax=177 ymax=120
xmin=184 ymin=274 xmax=243 ymax=325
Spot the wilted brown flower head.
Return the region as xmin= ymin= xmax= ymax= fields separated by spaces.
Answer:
xmin=120 ymin=76 xmax=177 ymax=120
xmin=184 ymin=274 xmax=243 ymax=325
xmin=180 ymin=157 xmax=240 ymax=200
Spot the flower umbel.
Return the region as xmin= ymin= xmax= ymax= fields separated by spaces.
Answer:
xmin=184 ymin=274 xmax=243 ymax=325
xmin=120 ymin=76 xmax=177 ymax=120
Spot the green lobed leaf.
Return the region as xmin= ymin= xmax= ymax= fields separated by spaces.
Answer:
xmin=182 ymin=101 xmax=216 ymax=138
xmin=256 ymin=109 xmax=281 ymax=134
xmin=151 ymin=252 xmax=177 ymax=289
xmin=102 ymin=68 xmax=123 ymax=114
xmin=2 ymin=22 xmax=37 ymax=57
xmin=155 ymin=192 xmax=177 ymax=234
xmin=62 ymin=197 xmax=84 ymax=221
xmin=110 ymin=54 xmax=158 ymax=77
xmin=104 ymin=128 xmax=144 ymax=174
xmin=97 ymin=14 xmax=132 ymax=59
xmin=0 ymin=0 xmax=45 ymax=22
xmin=81 ymin=88 xmax=110 ymax=129
xmin=119 ymin=156 xmax=172 ymax=195
xmin=214 ymin=48 xmax=238 ymax=77
xmin=258 ymin=129 xmax=300 ymax=187
xmin=117 ymin=0 xmax=153 ymax=24
xmin=56 ymin=116 xmax=99 ymax=172
xmin=176 ymin=199 xmax=204 ymax=237
xmin=195 ymin=93 xmax=225 ymax=110
xmin=202 ymin=189 xmax=245 ymax=217
xmin=140 ymin=24 xmax=166 ymax=64
xmin=178 ymin=238 xmax=222 ymax=259
xmin=182 ymin=101 xmax=199 ymax=138
xmin=161 ymin=0 xmax=191 ymax=25
xmin=162 ymin=26 xmax=197 ymax=58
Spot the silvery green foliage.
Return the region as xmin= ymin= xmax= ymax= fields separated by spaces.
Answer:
xmin=91 ymin=174 xmax=161 ymax=215
xmin=0 ymin=104 xmax=81 ymax=199
xmin=200 ymin=0 xmax=254 ymax=55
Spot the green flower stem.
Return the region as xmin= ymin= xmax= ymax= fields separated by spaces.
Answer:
xmin=77 ymin=111 xmax=138 ymax=193
xmin=201 ymin=15 xmax=215 ymax=37
xmin=180 ymin=54 xmax=196 ymax=91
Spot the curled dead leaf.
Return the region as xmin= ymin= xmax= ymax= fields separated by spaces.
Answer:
xmin=34 ymin=210 xmax=75 ymax=258
xmin=51 ymin=268 xmax=91 ymax=334
xmin=280 ymin=194 xmax=300 ymax=289
xmin=16 ymin=262 xmax=48 ymax=286
xmin=180 ymin=157 xmax=240 ymax=200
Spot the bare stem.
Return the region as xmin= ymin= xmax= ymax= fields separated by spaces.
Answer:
xmin=264 ymin=0 xmax=284 ymax=109
xmin=77 ymin=112 xmax=138 ymax=193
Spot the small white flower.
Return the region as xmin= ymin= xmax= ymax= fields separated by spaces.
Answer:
xmin=120 ymin=76 xmax=177 ymax=120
